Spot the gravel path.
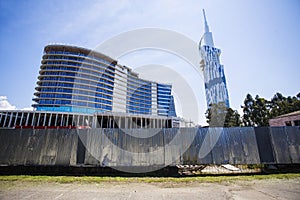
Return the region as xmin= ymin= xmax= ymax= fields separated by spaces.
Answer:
xmin=1 ymin=178 xmax=299 ymax=200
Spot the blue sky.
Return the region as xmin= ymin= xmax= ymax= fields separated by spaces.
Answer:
xmin=0 ymin=0 xmax=299 ymax=124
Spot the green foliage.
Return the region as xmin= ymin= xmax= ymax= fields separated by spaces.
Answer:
xmin=205 ymin=92 xmax=299 ymax=127
xmin=241 ymin=92 xmax=300 ymax=127
xmin=225 ymin=109 xmax=242 ymax=127
xmin=1 ymin=174 xmax=299 ymax=184
xmin=241 ymin=94 xmax=270 ymax=126
xmin=269 ymin=92 xmax=300 ymax=119
xmin=241 ymin=94 xmax=255 ymax=126
xmin=205 ymin=102 xmax=242 ymax=127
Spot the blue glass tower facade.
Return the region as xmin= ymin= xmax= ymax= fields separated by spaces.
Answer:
xmin=157 ymin=84 xmax=176 ymax=117
xmin=33 ymin=44 xmax=177 ymax=117
xmin=127 ymin=74 xmax=152 ymax=115
xmin=33 ymin=45 xmax=116 ymax=113
xmin=199 ymin=10 xmax=230 ymax=108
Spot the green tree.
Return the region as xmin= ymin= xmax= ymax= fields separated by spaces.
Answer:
xmin=252 ymin=95 xmax=270 ymax=126
xmin=206 ymin=102 xmax=242 ymax=127
xmin=241 ymin=92 xmax=300 ymax=127
xmin=241 ymin=94 xmax=255 ymax=126
xmin=269 ymin=92 xmax=285 ymax=118
xmin=241 ymin=94 xmax=269 ymax=126
xmin=225 ymin=109 xmax=242 ymax=127
xmin=269 ymin=92 xmax=300 ymax=118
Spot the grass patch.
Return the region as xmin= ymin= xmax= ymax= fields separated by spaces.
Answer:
xmin=0 ymin=173 xmax=299 ymax=184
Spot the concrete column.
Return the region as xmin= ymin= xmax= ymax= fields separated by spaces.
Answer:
xmin=3 ymin=112 xmax=8 ymax=127
xmin=31 ymin=113 xmax=36 ymax=126
xmin=60 ymin=114 xmax=63 ymax=126
xmin=37 ymin=113 xmax=41 ymax=126
xmin=13 ymin=112 xmax=19 ymax=127
xmin=25 ymin=113 xmax=29 ymax=126
xmin=100 ymin=115 xmax=103 ymax=128
xmin=77 ymin=115 xmax=80 ymax=127
xmin=118 ymin=117 xmax=121 ymax=129
xmin=48 ymin=113 xmax=52 ymax=126
xmin=20 ymin=112 xmax=24 ymax=126
xmin=133 ymin=117 xmax=136 ymax=129
xmin=42 ymin=113 xmax=46 ymax=126
xmin=125 ymin=116 xmax=128 ymax=129
xmin=55 ymin=113 xmax=58 ymax=126
xmin=8 ymin=112 xmax=14 ymax=127
xmin=0 ymin=113 xmax=3 ymax=126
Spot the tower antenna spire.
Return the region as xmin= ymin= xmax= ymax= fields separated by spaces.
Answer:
xmin=203 ymin=9 xmax=210 ymax=33
xmin=201 ymin=9 xmax=214 ymax=47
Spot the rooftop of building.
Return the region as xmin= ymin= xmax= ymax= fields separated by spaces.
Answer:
xmin=45 ymin=43 xmax=117 ymax=64
xmin=273 ymin=110 xmax=300 ymax=119
xmin=44 ymin=43 xmax=174 ymax=87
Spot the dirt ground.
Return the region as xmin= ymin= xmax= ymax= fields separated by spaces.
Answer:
xmin=1 ymin=178 xmax=299 ymax=200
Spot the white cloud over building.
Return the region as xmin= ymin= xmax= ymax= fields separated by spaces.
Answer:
xmin=0 ymin=96 xmax=17 ymax=110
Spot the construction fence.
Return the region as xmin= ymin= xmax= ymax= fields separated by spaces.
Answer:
xmin=0 ymin=127 xmax=299 ymax=168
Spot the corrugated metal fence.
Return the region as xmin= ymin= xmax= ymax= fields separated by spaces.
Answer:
xmin=0 ymin=127 xmax=299 ymax=167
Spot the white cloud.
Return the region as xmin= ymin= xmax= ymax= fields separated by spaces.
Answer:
xmin=21 ymin=107 xmax=34 ymax=111
xmin=0 ymin=96 xmax=17 ymax=110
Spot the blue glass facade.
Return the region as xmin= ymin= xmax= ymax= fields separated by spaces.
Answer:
xmin=200 ymin=45 xmax=230 ymax=108
xmin=168 ymin=96 xmax=177 ymax=117
xmin=157 ymin=84 xmax=176 ymax=117
xmin=33 ymin=45 xmax=116 ymax=113
xmin=33 ymin=44 xmax=177 ymax=117
xmin=199 ymin=10 xmax=230 ymax=108
xmin=127 ymin=76 xmax=152 ymax=115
